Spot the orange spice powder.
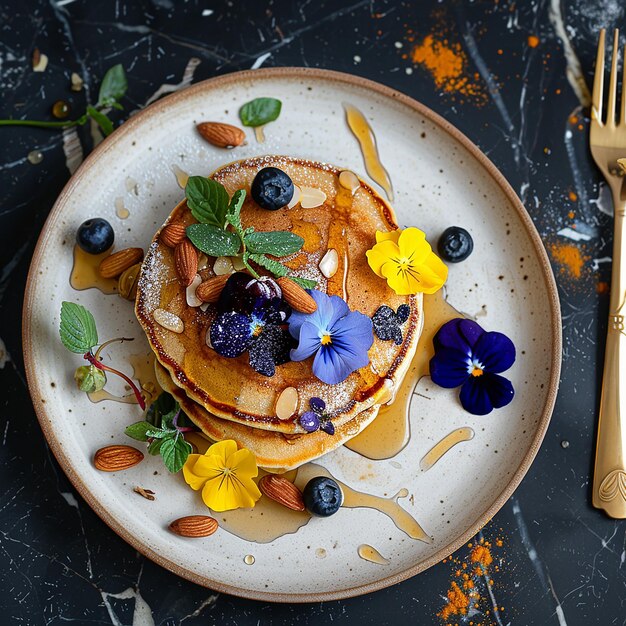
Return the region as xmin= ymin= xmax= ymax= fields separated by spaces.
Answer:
xmin=527 ymin=35 xmax=540 ymax=48
xmin=470 ymin=544 xmax=493 ymax=569
xmin=549 ymin=243 xmax=586 ymax=279
xmin=439 ymin=581 xmax=470 ymax=620
xmin=410 ymin=34 xmax=486 ymax=103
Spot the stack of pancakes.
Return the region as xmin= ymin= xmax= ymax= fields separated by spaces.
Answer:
xmin=135 ymin=156 xmax=423 ymax=470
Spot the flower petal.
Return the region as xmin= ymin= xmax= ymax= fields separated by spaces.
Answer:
xmin=459 ymin=377 xmax=494 ymax=415
xmin=484 ymin=373 xmax=515 ymax=409
xmin=434 ymin=318 xmax=484 ymax=354
xmin=290 ymin=321 xmax=322 ymax=361
xmin=366 ymin=239 xmax=401 ymax=278
xmin=375 ymin=229 xmax=401 ymax=244
xmin=182 ymin=454 xmax=208 ymax=490
xmin=473 ymin=331 xmax=516 ymax=374
xmin=206 ymin=439 xmax=238 ymax=466
xmin=430 ymin=348 xmax=472 ymax=388
xmin=288 ymin=289 xmax=348 ymax=338
xmin=226 ymin=448 xmax=259 ymax=480
xmin=397 ymin=227 xmax=430 ymax=264
xmin=313 ymin=344 xmax=360 ymax=384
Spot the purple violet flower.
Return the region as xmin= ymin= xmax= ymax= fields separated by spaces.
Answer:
xmin=299 ymin=397 xmax=335 ymax=435
xmin=288 ymin=290 xmax=374 ymax=385
xmin=429 ymin=318 xmax=516 ymax=416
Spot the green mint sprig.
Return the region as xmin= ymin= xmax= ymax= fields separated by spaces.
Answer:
xmin=183 ymin=178 xmax=316 ymax=289
xmin=239 ymin=97 xmax=282 ymax=128
xmin=59 ymin=301 xmax=145 ymax=409
xmin=0 ymin=65 xmax=127 ymax=136
xmin=125 ymin=394 xmax=194 ymax=473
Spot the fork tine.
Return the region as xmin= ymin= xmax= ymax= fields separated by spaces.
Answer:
xmin=592 ymin=29 xmax=606 ymax=124
xmin=607 ymin=29 xmax=619 ymax=126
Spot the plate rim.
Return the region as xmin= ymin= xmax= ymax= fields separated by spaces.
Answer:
xmin=21 ymin=66 xmax=562 ymax=602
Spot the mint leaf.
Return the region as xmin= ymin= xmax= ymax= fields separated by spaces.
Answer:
xmin=59 ymin=301 xmax=98 ymax=353
xmin=186 ymin=223 xmax=241 ymax=257
xmin=245 ymin=231 xmax=304 ymax=256
xmin=124 ymin=421 xmax=153 ymax=442
xmin=148 ymin=438 xmax=164 ymax=456
xmin=248 ymin=253 xmax=289 ymax=277
xmin=145 ymin=428 xmax=175 ymax=439
xmin=87 ymin=106 xmax=114 ymax=136
xmin=160 ymin=435 xmax=192 ymax=473
xmin=288 ymin=276 xmax=318 ymax=289
xmin=98 ymin=64 xmax=127 ymax=107
xmin=239 ymin=97 xmax=282 ymax=127
xmin=185 ymin=176 xmax=229 ymax=227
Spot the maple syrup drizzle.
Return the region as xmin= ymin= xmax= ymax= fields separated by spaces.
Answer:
xmin=171 ymin=164 xmax=189 ymax=189
xmin=88 ymin=352 xmax=161 ymax=406
xmin=420 ymin=427 xmax=475 ymax=472
xmin=115 ymin=197 xmax=129 ymax=219
xmin=357 ymin=544 xmax=389 ymax=565
xmin=346 ymin=290 xmax=459 ymax=460
xmin=344 ymin=103 xmax=393 ymax=201
xmin=70 ymin=245 xmax=118 ymax=294
xmin=216 ymin=463 xmax=430 ymax=544
xmin=327 ymin=183 xmax=353 ymax=299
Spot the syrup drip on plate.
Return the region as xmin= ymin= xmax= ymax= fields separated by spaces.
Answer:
xmin=358 ymin=544 xmax=389 ymax=565
xmin=326 ymin=183 xmax=353 ymax=300
xmin=70 ymin=245 xmax=118 ymax=294
xmin=346 ymin=290 xmax=459 ymax=460
xmin=171 ymin=164 xmax=189 ymax=189
xmin=420 ymin=427 xmax=475 ymax=472
xmin=115 ymin=197 xmax=129 ymax=219
xmin=216 ymin=463 xmax=429 ymax=544
xmin=344 ymin=103 xmax=393 ymax=201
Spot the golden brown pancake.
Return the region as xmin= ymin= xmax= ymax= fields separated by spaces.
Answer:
xmin=136 ymin=156 xmax=422 ymax=434
xmin=155 ymin=362 xmax=379 ymax=470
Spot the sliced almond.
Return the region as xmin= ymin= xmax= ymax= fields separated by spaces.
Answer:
xmin=186 ymin=274 xmax=203 ymax=307
xmin=196 ymin=274 xmax=230 ymax=303
xmin=175 ymin=239 xmax=198 ymax=286
xmin=169 ymin=515 xmax=219 ymax=538
xmin=160 ymin=223 xmax=187 ymax=247
xmin=153 ymin=308 xmax=184 ymax=333
xmin=230 ymin=255 xmax=246 ymax=271
xmin=213 ymin=256 xmax=234 ymax=276
xmin=319 ymin=248 xmax=339 ymax=278
xmin=259 ymin=474 xmax=305 ymax=512
xmin=299 ymin=187 xmax=327 ymax=209
xmin=94 ymin=445 xmax=144 ymax=472
xmin=275 ymin=386 xmax=299 ymax=420
xmin=99 ymin=248 xmax=144 ymax=278
xmin=197 ymin=122 xmax=246 ymax=148
xmin=339 ymin=170 xmax=360 ymax=194
xmin=277 ymin=277 xmax=317 ymax=313
xmin=287 ymin=184 xmax=302 ymax=209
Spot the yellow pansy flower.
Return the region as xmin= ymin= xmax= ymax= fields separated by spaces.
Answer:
xmin=366 ymin=227 xmax=448 ymax=295
xmin=182 ymin=439 xmax=261 ymax=512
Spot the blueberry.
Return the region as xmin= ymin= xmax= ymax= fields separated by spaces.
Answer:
xmin=438 ymin=226 xmax=473 ymax=263
xmin=251 ymin=167 xmax=294 ymax=211
xmin=303 ymin=476 xmax=343 ymax=516
xmin=76 ymin=218 xmax=114 ymax=254
xmin=218 ymin=273 xmax=282 ymax=314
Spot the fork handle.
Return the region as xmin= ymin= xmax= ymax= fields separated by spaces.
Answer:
xmin=593 ymin=192 xmax=626 ymax=518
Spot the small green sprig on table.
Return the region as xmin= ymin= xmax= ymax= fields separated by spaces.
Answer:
xmin=0 ymin=64 xmax=127 ymax=136
xmin=184 ymin=176 xmax=317 ymax=289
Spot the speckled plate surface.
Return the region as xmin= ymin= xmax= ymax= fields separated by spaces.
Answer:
xmin=22 ymin=68 xmax=561 ymax=601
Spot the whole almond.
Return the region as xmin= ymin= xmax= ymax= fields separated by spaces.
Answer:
xmin=118 ymin=262 xmax=142 ymax=301
xmin=259 ymin=474 xmax=306 ymax=512
xmin=196 ymin=122 xmax=245 ymax=148
xmin=99 ymin=248 xmax=144 ymax=278
xmin=160 ymin=223 xmax=187 ymax=247
xmin=94 ymin=445 xmax=144 ymax=472
xmin=277 ymin=277 xmax=317 ymax=314
xmin=169 ymin=515 xmax=219 ymax=538
xmin=175 ymin=239 xmax=198 ymax=287
xmin=196 ymin=274 xmax=230 ymax=303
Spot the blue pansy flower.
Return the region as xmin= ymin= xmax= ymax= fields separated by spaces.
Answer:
xmin=429 ymin=318 xmax=515 ymax=416
xmin=288 ymin=290 xmax=374 ymax=385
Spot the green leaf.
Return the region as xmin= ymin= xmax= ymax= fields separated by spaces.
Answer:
xmin=186 ymin=224 xmax=241 ymax=257
xmin=87 ymin=106 xmax=114 ymax=136
xmin=245 ymin=231 xmax=304 ymax=256
xmin=124 ymin=421 xmax=153 ymax=442
xmin=225 ymin=189 xmax=246 ymax=235
xmin=59 ymin=301 xmax=99 ymax=353
xmin=239 ymin=97 xmax=282 ymax=127
xmin=160 ymin=404 xmax=180 ymax=431
xmin=148 ymin=438 xmax=164 ymax=456
xmin=160 ymin=435 xmax=192 ymax=473
xmin=146 ymin=392 xmax=175 ymax=427
xmin=185 ymin=176 xmax=229 ymax=227
xmin=145 ymin=428 xmax=175 ymax=439
xmin=248 ymin=253 xmax=289 ymax=277
xmin=98 ymin=64 xmax=128 ymax=107
xmin=288 ymin=276 xmax=318 ymax=290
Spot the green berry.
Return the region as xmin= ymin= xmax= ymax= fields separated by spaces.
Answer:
xmin=74 ymin=365 xmax=106 ymax=393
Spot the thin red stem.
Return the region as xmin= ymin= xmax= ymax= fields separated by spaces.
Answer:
xmin=84 ymin=352 xmax=145 ymax=410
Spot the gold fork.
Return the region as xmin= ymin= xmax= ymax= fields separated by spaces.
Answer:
xmin=591 ymin=28 xmax=626 ymax=518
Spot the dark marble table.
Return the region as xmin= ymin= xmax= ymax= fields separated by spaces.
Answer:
xmin=1 ymin=1 xmax=624 ymax=624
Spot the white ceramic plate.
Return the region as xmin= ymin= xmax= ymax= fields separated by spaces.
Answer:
xmin=23 ymin=68 xmax=561 ymax=601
